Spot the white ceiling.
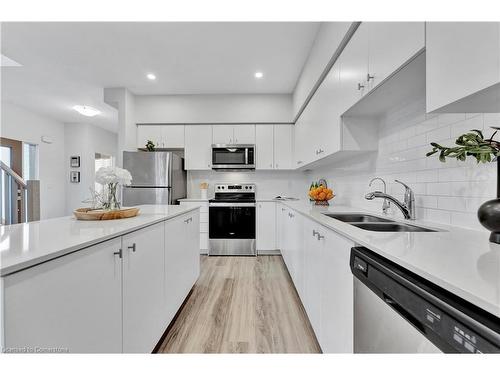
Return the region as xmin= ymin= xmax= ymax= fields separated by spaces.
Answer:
xmin=1 ymin=22 xmax=320 ymax=131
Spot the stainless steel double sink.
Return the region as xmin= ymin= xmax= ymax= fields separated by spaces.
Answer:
xmin=322 ymin=213 xmax=438 ymax=232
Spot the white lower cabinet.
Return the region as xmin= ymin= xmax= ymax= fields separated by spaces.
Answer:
xmin=122 ymin=222 xmax=166 ymax=353
xmin=256 ymin=202 xmax=276 ymax=252
xmin=2 ymin=210 xmax=200 ymax=353
xmin=277 ymin=203 xmax=354 ymax=353
xmin=3 ymin=238 xmax=123 ymax=353
xmin=165 ymin=212 xmax=200 ymax=324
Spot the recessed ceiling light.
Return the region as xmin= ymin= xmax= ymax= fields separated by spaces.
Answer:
xmin=73 ymin=105 xmax=101 ymax=117
xmin=147 ymin=73 xmax=156 ymax=80
xmin=254 ymin=71 xmax=263 ymax=79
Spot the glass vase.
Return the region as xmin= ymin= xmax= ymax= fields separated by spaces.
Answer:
xmin=104 ymin=183 xmax=121 ymax=211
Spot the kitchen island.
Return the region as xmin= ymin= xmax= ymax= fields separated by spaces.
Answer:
xmin=1 ymin=204 xmax=201 ymax=353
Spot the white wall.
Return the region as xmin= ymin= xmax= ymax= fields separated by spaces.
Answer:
xmin=187 ymin=170 xmax=304 ymax=200
xmin=1 ymin=101 xmax=67 ymax=219
xmin=305 ymin=98 xmax=500 ymax=231
xmin=292 ymin=22 xmax=351 ymax=118
xmin=65 ymin=123 xmax=118 ymax=214
xmin=134 ymin=94 xmax=293 ymax=124
xmin=104 ymin=88 xmax=135 ymax=166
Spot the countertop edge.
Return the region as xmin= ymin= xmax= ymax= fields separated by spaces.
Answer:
xmin=0 ymin=206 xmax=200 ymax=277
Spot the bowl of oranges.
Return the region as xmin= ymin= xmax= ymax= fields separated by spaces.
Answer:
xmin=308 ymin=182 xmax=335 ymax=206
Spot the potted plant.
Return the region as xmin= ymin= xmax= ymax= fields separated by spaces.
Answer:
xmin=427 ymin=127 xmax=500 ymax=243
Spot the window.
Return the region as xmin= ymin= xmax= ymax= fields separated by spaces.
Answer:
xmin=23 ymin=143 xmax=38 ymax=180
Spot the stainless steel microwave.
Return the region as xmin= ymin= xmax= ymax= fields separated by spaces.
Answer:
xmin=211 ymin=144 xmax=255 ymax=170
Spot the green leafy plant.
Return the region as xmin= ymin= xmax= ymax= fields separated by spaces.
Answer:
xmin=426 ymin=127 xmax=500 ymax=163
xmin=145 ymin=140 xmax=155 ymax=152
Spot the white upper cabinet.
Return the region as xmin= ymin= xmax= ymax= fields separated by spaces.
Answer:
xmin=255 ymin=125 xmax=274 ymax=169
xmin=185 ymin=125 xmax=213 ymax=170
xmin=255 ymin=124 xmax=294 ymax=170
xmin=338 ymin=24 xmax=369 ymax=113
xmin=274 ymin=125 xmax=294 ymax=169
xmin=212 ymin=125 xmax=234 ymax=144
xmin=137 ymin=125 xmax=162 ymax=149
xmin=136 ymin=125 xmax=185 ymax=149
xmin=233 ymin=125 xmax=255 ymax=144
xmin=213 ymin=125 xmax=255 ymax=144
xmin=426 ymin=22 xmax=500 ymax=113
xmin=366 ymin=22 xmax=425 ymax=92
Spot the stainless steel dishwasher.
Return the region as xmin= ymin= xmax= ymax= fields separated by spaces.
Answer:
xmin=350 ymin=247 xmax=500 ymax=353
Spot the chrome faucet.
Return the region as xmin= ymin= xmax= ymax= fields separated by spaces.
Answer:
xmin=365 ymin=179 xmax=415 ymax=220
xmin=368 ymin=177 xmax=390 ymax=215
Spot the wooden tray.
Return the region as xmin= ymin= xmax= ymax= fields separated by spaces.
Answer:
xmin=73 ymin=207 xmax=140 ymax=221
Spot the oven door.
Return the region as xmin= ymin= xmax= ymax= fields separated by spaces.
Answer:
xmin=209 ymin=203 xmax=256 ymax=256
xmin=211 ymin=145 xmax=255 ymax=169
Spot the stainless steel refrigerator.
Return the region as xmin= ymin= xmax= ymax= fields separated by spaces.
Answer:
xmin=122 ymin=151 xmax=187 ymax=206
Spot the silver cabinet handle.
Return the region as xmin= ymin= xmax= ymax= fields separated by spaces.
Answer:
xmin=367 ymin=73 xmax=374 ymax=81
xmin=128 ymin=243 xmax=136 ymax=252
xmin=288 ymin=212 xmax=294 ymax=218
xmin=358 ymin=83 xmax=365 ymax=90
xmin=184 ymin=217 xmax=193 ymax=223
xmin=297 ymin=160 xmax=303 ymax=165
xmin=317 ymin=233 xmax=325 ymax=240
xmin=113 ymin=248 xmax=123 ymax=259
xmin=281 ymin=208 xmax=286 ymax=212
xmin=312 ymin=230 xmax=318 ymax=237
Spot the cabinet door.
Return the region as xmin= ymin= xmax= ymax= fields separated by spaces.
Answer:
xmin=212 ymin=125 xmax=234 ymax=144
xmin=294 ymin=102 xmax=315 ymax=167
xmin=255 ymin=125 xmax=274 ymax=169
xmin=320 ymin=231 xmax=354 ymax=353
xmin=289 ymin=211 xmax=305 ymax=300
xmin=233 ymin=125 xmax=255 ymax=144
xmin=164 ymin=211 xmax=200 ymax=326
xmin=122 ymin=222 xmax=166 ymax=353
xmin=3 ymin=238 xmax=123 ymax=353
xmin=338 ymin=23 xmax=369 ymax=113
xmin=426 ymin=22 xmax=500 ymax=112
xmin=137 ymin=125 xmax=162 ymax=149
xmin=161 ymin=125 xmax=185 ymax=148
xmin=366 ymin=22 xmax=424 ymax=92
xmin=274 ymin=125 xmax=293 ymax=169
xmin=310 ymin=61 xmax=342 ymax=158
xmin=303 ymin=220 xmax=323 ymax=339
xmin=257 ymin=202 xmax=276 ymax=251
xmin=185 ymin=125 xmax=213 ymax=170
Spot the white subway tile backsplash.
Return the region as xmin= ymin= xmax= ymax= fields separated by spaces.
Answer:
xmin=427 ymin=182 xmax=452 ymax=196
xmin=438 ymin=113 xmax=465 ymax=126
xmin=437 ymin=196 xmax=467 ymax=211
xmin=306 ymin=103 xmax=498 ymax=232
xmin=426 ymin=125 xmax=450 ymax=143
xmin=416 ymin=170 xmax=438 ymax=183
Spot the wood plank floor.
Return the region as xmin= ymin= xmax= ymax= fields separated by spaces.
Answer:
xmin=158 ymin=255 xmax=321 ymax=353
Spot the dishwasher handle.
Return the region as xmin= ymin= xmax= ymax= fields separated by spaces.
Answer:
xmin=383 ymin=293 xmax=426 ymax=334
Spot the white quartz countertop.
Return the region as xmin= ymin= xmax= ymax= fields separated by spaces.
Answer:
xmin=0 ymin=205 xmax=199 ymax=276
xmin=278 ymin=200 xmax=500 ymax=318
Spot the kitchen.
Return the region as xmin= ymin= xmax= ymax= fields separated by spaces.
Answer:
xmin=1 ymin=2 xmax=500 ymax=373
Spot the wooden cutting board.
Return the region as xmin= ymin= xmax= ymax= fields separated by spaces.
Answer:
xmin=73 ymin=207 xmax=140 ymax=221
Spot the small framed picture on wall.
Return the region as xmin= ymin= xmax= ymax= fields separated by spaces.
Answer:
xmin=70 ymin=156 xmax=80 ymax=168
xmin=70 ymin=171 xmax=80 ymax=183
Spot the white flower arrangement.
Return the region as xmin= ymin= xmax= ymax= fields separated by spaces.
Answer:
xmin=93 ymin=166 xmax=133 ymax=210
xmin=95 ymin=166 xmax=132 ymax=186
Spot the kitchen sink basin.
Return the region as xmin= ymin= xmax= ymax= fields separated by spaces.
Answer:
xmin=322 ymin=213 xmax=395 ymax=223
xmin=351 ymin=223 xmax=438 ymax=232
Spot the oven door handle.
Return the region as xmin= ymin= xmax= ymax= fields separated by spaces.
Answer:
xmin=209 ymin=202 xmax=256 ymax=207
